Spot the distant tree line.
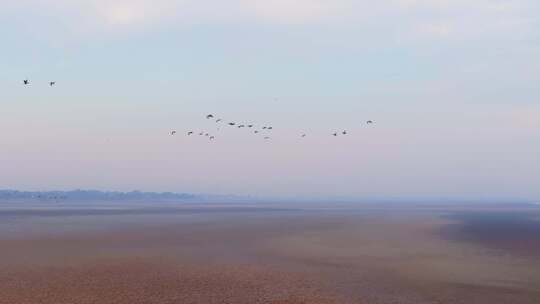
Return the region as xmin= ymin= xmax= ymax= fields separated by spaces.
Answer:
xmin=0 ymin=189 xmax=197 ymax=201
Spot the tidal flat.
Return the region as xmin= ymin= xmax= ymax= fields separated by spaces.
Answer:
xmin=1 ymin=201 xmax=539 ymax=304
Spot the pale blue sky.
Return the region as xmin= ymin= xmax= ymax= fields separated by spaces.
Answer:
xmin=1 ymin=1 xmax=539 ymax=200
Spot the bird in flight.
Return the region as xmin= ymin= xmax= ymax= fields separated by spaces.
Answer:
xmin=216 ymin=119 xmax=222 ymax=123
xmin=267 ymin=127 xmax=273 ymax=130
xmin=206 ymin=114 xmax=214 ymax=119
xmin=333 ymin=132 xmax=338 ymax=137
xmin=366 ymin=120 xmax=374 ymax=124
xmin=254 ymin=130 xmax=259 ymax=134
xmin=210 ymin=136 xmax=215 ymax=140
xmin=342 ymin=130 xmax=348 ymax=135
xmin=248 ymin=124 xmax=254 ymax=128
xmin=23 ymin=79 xmax=29 ymax=85
xmin=187 ymin=131 xmax=194 ymax=135
xmin=170 ymin=130 xmax=177 ymax=136
xmin=228 ymin=122 xmax=236 ymax=126
xmin=199 ymin=132 xmax=204 ymax=136
xmin=49 ymin=81 xmax=56 ymax=86
xmin=301 ymin=134 xmax=307 ymax=138
xmin=238 ymin=124 xmax=245 ymax=128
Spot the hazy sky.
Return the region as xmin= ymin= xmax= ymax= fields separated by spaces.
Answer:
xmin=1 ymin=0 xmax=539 ymax=200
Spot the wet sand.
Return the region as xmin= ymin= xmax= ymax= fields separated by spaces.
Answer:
xmin=1 ymin=202 xmax=540 ymax=303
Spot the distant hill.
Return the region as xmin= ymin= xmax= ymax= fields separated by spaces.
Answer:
xmin=0 ymin=189 xmax=247 ymax=202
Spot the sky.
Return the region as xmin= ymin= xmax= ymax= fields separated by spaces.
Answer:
xmin=1 ymin=0 xmax=539 ymax=201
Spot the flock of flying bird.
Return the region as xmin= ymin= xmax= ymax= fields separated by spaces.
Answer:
xmin=20 ymin=78 xmax=375 ymax=141
xmin=170 ymin=114 xmax=374 ymax=141
xmin=23 ymin=79 xmax=56 ymax=86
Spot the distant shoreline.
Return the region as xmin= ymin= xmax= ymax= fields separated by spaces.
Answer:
xmin=0 ymin=189 xmax=250 ymax=203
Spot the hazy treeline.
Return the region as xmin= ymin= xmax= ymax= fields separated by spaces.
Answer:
xmin=0 ymin=189 xmax=197 ymax=201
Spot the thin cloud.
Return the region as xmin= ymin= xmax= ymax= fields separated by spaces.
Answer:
xmin=3 ymin=0 xmax=537 ymax=39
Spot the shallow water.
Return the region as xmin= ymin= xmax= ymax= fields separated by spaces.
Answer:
xmin=1 ymin=201 xmax=540 ymax=304
xmin=0 ymin=200 xmax=302 ymax=239
xmin=442 ymin=210 xmax=540 ymax=256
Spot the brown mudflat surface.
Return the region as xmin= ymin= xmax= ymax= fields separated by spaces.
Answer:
xmin=1 ymin=203 xmax=540 ymax=303
xmin=1 ymin=260 xmax=341 ymax=304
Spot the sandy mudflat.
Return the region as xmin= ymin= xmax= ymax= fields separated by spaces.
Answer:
xmin=0 ymin=259 xmax=343 ymax=304
xmin=1 ymin=202 xmax=540 ymax=303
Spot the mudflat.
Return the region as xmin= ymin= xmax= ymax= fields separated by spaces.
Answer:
xmin=1 ymin=202 xmax=540 ymax=303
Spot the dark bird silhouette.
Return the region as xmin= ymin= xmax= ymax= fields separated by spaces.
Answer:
xmin=206 ymin=114 xmax=214 ymax=119
xmin=170 ymin=130 xmax=177 ymax=136
xmin=199 ymin=132 xmax=204 ymax=136
xmin=267 ymin=127 xmax=273 ymax=130
xmin=366 ymin=120 xmax=374 ymax=124
xmin=342 ymin=130 xmax=347 ymax=135
xmin=216 ymin=119 xmax=222 ymax=123
xmin=254 ymin=130 xmax=260 ymax=134
xmin=210 ymin=136 xmax=215 ymax=140
xmin=262 ymin=127 xmax=267 ymax=130
xmin=205 ymin=133 xmax=209 ymax=137
xmin=23 ymin=79 xmax=29 ymax=85
xmin=228 ymin=122 xmax=236 ymax=126
xmin=238 ymin=125 xmax=245 ymax=128
xmin=49 ymin=81 xmax=56 ymax=86
xmin=187 ymin=131 xmax=194 ymax=135
xmin=333 ymin=132 xmax=338 ymax=137
xmin=248 ymin=124 xmax=254 ymax=128
xmin=301 ymin=134 xmax=306 ymax=138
